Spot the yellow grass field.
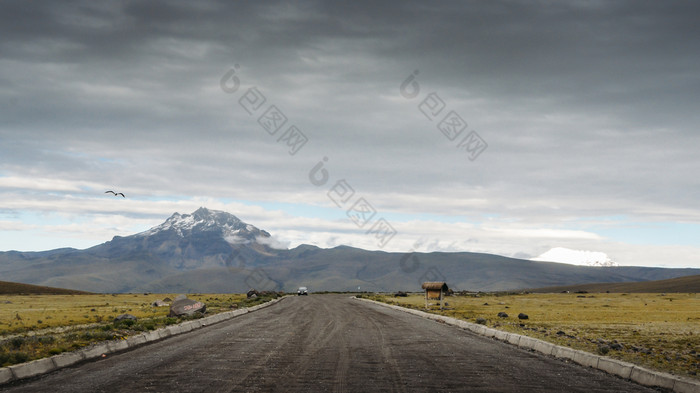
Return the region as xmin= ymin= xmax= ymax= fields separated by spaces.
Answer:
xmin=0 ymin=293 xmax=264 ymax=366
xmin=373 ymin=292 xmax=700 ymax=379
xmin=0 ymin=293 xmax=246 ymax=334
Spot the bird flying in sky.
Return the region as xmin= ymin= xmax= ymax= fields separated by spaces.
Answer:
xmin=105 ymin=190 xmax=125 ymax=198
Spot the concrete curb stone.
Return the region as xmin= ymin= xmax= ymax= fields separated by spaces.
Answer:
xmin=494 ymin=330 xmax=509 ymax=341
xmin=125 ymin=334 xmax=148 ymax=347
xmin=673 ymin=378 xmax=700 ymax=393
xmin=0 ymin=368 xmax=14 ymax=385
xmin=630 ymin=367 xmax=676 ymax=390
xmin=106 ymin=339 xmax=129 ymax=353
xmin=571 ymin=349 xmax=600 ymax=369
xmin=7 ymin=358 xmax=56 ymax=380
xmin=0 ymin=296 xmax=287 ymax=386
xmin=470 ymin=324 xmax=487 ymax=335
xmin=517 ymin=335 xmax=538 ymax=350
xmin=158 ymin=328 xmax=172 ymax=339
xmin=80 ymin=343 xmax=111 ymax=360
xmin=551 ymin=345 xmax=579 ymax=362
xmin=179 ymin=322 xmax=194 ymax=333
xmin=165 ymin=325 xmax=183 ymax=336
xmin=531 ymin=339 xmax=557 ymax=356
xmin=507 ymin=333 xmax=521 ymax=346
xmin=50 ymin=351 xmax=85 ymax=369
xmin=142 ymin=331 xmax=161 ymax=342
xmin=598 ymin=357 xmax=635 ymax=379
xmin=456 ymin=320 xmax=473 ymax=330
xmin=182 ymin=321 xmax=196 ymax=330
xmin=355 ymin=296 xmax=700 ymax=393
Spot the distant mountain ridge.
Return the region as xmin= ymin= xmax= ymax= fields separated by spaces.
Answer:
xmin=0 ymin=280 xmax=91 ymax=295
xmin=528 ymin=274 xmax=700 ymax=293
xmin=1 ymin=208 xmax=698 ymax=293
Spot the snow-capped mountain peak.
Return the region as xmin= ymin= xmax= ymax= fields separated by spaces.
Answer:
xmin=531 ymin=247 xmax=619 ymax=267
xmin=136 ymin=207 xmax=270 ymax=244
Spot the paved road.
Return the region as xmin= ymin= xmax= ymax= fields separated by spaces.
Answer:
xmin=1 ymin=295 xmax=664 ymax=392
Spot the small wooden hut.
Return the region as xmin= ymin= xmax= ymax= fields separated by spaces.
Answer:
xmin=422 ymin=281 xmax=449 ymax=310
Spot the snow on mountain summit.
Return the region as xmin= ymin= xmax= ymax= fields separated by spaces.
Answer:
xmin=531 ymin=247 xmax=619 ymax=267
xmin=136 ymin=207 xmax=271 ymax=244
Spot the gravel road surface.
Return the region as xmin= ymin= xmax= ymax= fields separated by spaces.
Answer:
xmin=1 ymin=295 xmax=664 ymax=392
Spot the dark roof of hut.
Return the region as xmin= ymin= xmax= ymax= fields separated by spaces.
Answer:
xmin=421 ymin=282 xmax=448 ymax=291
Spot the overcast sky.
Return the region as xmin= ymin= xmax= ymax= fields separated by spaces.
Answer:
xmin=1 ymin=1 xmax=699 ymax=268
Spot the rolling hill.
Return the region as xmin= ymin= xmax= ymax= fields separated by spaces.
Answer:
xmin=0 ymin=280 xmax=90 ymax=295
xmin=528 ymin=274 xmax=700 ymax=293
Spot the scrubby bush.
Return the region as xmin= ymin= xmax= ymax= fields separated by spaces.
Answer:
xmin=0 ymin=351 xmax=29 ymax=366
xmin=10 ymin=337 xmax=25 ymax=349
xmin=37 ymin=335 xmax=55 ymax=344
xmin=136 ymin=321 xmax=156 ymax=331
xmin=114 ymin=318 xmax=135 ymax=328
xmin=48 ymin=347 xmax=67 ymax=355
xmin=13 ymin=352 xmax=29 ymax=364
xmin=82 ymin=330 xmax=116 ymax=341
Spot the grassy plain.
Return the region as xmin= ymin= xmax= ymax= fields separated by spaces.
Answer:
xmin=372 ymin=292 xmax=700 ymax=379
xmin=0 ymin=293 xmax=275 ymax=367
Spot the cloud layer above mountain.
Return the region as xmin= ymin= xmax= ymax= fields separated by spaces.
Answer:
xmin=1 ymin=1 xmax=699 ymax=268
